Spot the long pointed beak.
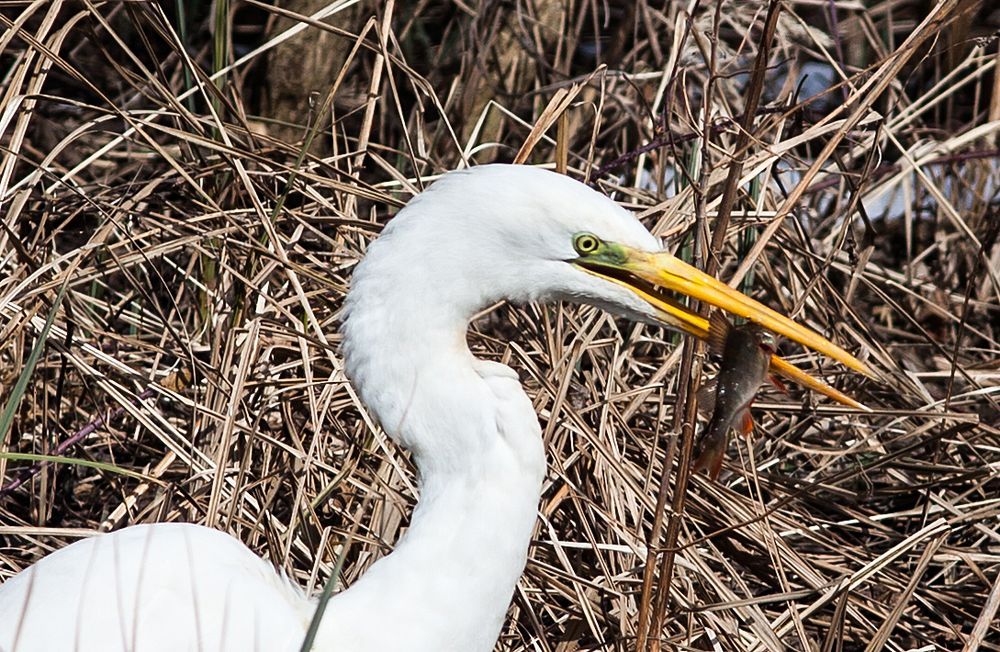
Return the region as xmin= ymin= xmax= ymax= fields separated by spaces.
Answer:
xmin=573 ymin=243 xmax=873 ymax=405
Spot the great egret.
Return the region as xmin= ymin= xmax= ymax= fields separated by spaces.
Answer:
xmin=0 ymin=165 xmax=868 ymax=652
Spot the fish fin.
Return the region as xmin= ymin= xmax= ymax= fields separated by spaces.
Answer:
xmin=707 ymin=311 xmax=731 ymax=357
xmin=768 ymin=374 xmax=790 ymax=395
xmin=696 ymin=377 xmax=717 ymax=416
xmin=740 ymin=410 xmax=754 ymax=438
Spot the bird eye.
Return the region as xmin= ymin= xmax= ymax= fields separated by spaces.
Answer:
xmin=573 ymin=233 xmax=601 ymax=255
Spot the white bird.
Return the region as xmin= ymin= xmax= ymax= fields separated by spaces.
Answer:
xmin=0 ymin=165 xmax=868 ymax=652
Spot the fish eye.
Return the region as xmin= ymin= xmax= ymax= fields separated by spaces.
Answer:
xmin=573 ymin=233 xmax=601 ymax=255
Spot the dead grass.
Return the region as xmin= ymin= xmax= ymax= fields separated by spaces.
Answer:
xmin=1 ymin=0 xmax=999 ymax=650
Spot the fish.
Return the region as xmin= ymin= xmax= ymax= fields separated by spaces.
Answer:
xmin=692 ymin=312 xmax=775 ymax=479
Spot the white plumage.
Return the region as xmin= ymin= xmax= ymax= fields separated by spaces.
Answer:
xmin=0 ymin=524 xmax=310 ymax=651
xmin=0 ymin=165 xmax=864 ymax=651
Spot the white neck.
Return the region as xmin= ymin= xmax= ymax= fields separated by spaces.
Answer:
xmin=325 ymin=235 xmax=546 ymax=651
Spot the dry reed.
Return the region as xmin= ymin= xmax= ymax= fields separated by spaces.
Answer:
xmin=1 ymin=1 xmax=998 ymax=650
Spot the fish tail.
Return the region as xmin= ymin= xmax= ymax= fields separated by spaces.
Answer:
xmin=708 ymin=451 xmax=724 ymax=479
xmin=691 ymin=445 xmax=720 ymax=478
xmin=692 ymin=419 xmax=728 ymax=479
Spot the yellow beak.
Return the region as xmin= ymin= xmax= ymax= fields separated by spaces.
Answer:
xmin=573 ymin=243 xmax=872 ymax=408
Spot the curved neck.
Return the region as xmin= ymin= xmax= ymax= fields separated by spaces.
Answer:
xmin=329 ymin=244 xmax=546 ymax=651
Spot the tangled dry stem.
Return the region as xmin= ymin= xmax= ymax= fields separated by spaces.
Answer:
xmin=0 ymin=1 xmax=998 ymax=650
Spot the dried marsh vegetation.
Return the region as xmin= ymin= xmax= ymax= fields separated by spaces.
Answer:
xmin=1 ymin=0 xmax=999 ymax=650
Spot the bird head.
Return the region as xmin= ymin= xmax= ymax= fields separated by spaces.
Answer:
xmin=352 ymin=164 xmax=870 ymax=383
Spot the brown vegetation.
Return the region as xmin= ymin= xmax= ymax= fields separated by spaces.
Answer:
xmin=1 ymin=0 xmax=999 ymax=649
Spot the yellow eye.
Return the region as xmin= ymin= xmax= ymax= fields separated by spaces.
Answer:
xmin=573 ymin=233 xmax=601 ymax=255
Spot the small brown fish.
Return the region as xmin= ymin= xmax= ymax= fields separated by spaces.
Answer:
xmin=692 ymin=312 xmax=775 ymax=479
